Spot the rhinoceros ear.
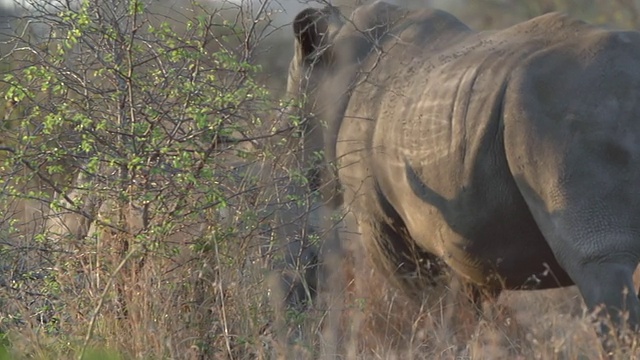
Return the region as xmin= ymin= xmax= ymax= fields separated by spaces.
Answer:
xmin=293 ymin=8 xmax=331 ymax=62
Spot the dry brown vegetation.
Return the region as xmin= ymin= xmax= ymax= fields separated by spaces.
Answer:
xmin=1 ymin=0 xmax=640 ymax=359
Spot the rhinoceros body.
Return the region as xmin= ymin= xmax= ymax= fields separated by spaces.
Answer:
xmin=285 ymin=1 xmax=640 ymax=330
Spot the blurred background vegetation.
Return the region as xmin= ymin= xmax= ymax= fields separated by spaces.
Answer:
xmin=0 ymin=0 xmax=638 ymax=359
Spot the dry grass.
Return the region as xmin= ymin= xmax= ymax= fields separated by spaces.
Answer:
xmin=244 ymin=215 xmax=640 ymax=360
xmin=263 ymin=249 xmax=639 ymax=360
xmin=5 ymin=183 xmax=630 ymax=360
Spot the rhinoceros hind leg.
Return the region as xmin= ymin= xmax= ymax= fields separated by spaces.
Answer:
xmin=573 ymin=261 xmax=639 ymax=328
xmin=570 ymin=260 xmax=640 ymax=356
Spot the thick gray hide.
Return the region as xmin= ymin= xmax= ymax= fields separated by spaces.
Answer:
xmin=285 ymin=0 xmax=640 ymax=335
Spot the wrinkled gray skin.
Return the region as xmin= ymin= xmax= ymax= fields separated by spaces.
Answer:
xmin=285 ymin=0 xmax=640 ymax=342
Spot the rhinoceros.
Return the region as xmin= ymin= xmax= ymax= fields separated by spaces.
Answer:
xmin=284 ymin=0 xmax=640 ymax=339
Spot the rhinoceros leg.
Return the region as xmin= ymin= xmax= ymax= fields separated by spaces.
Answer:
xmin=563 ymin=261 xmax=640 ymax=358
xmin=571 ymin=262 xmax=640 ymax=329
xmin=512 ymin=200 xmax=640 ymax=348
xmin=512 ymin=192 xmax=640 ymax=342
xmin=510 ymin=186 xmax=640 ymax=332
xmin=357 ymin=210 xmax=449 ymax=300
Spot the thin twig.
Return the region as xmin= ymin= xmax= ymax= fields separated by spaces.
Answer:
xmin=78 ymin=244 xmax=139 ymax=360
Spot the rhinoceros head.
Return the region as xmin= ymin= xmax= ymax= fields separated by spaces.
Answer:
xmin=285 ymin=5 xmax=343 ymax=112
xmin=285 ymin=2 xmax=413 ymax=119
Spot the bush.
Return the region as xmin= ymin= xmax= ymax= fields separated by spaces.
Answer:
xmin=0 ymin=0 xmax=319 ymax=358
